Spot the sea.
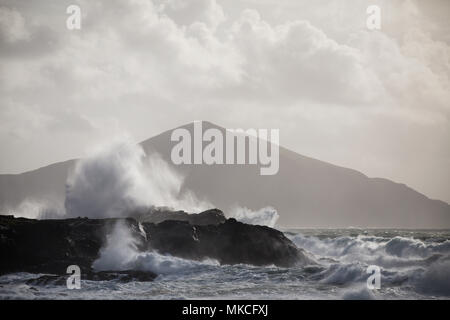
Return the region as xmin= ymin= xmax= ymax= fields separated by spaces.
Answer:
xmin=1 ymin=229 xmax=449 ymax=299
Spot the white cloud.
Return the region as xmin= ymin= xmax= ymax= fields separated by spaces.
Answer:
xmin=0 ymin=7 xmax=30 ymax=43
xmin=160 ymin=0 xmax=225 ymax=30
xmin=228 ymin=9 xmax=383 ymax=104
xmin=0 ymin=0 xmax=448 ymax=202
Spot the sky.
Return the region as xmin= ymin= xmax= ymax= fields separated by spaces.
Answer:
xmin=0 ymin=0 xmax=449 ymax=203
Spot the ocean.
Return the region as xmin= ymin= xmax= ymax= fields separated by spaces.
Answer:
xmin=1 ymin=229 xmax=449 ymax=300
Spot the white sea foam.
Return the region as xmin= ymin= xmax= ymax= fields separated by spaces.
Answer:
xmin=415 ymin=259 xmax=450 ymax=296
xmin=92 ymin=220 xmax=218 ymax=275
xmin=290 ymin=233 xmax=450 ymax=265
xmin=2 ymin=230 xmax=450 ymax=299
xmin=290 ymin=231 xmax=450 ymax=297
xmin=92 ymin=221 xmax=140 ymax=271
xmin=342 ymin=285 xmax=376 ymax=300
xmin=229 ymin=206 xmax=279 ymax=227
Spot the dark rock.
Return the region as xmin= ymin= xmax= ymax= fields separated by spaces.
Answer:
xmin=131 ymin=207 xmax=226 ymax=225
xmin=0 ymin=212 xmax=309 ymax=276
xmin=142 ymin=218 xmax=308 ymax=267
xmin=0 ymin=215 xmax=138 ymax=275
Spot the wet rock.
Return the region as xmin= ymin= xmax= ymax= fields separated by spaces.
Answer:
xmin=0 ymin=211 xmax=308 ymax=276
xmin=132 ymin=207 xmax=226 ymax=225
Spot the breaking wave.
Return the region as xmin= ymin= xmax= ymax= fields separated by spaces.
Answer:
xmin=290 ymin=232 xmax=450 ymax=263
xmin=2 ymin=229 xmax=450 ymax=299
xmin=92 ymin=220 xmax=218 ymax=275
xmin=289 ymin=231 xmax=450 ymax=297
xmin=229 ymin=206 xmax=279 ymax=227
xmin=65 ymin=140 xmax=211 ymax=218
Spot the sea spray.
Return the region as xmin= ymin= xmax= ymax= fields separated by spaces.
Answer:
xmin=93 ymin=220 xmax=219 ymax=274
xmin=5 ymin=198 xmax=65 ymax=219
xmin=229 ymin=206 xmax=279 ymax=227
xmin=92 ymin=220 xmax=140 ymax=271
xmin=65 ymin=140 xmax=211 ymax=219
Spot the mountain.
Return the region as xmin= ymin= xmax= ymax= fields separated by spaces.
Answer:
xmin=1 ymin=121 xmax=449 ymax=228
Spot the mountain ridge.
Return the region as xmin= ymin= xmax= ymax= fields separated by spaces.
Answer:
xmin=0 ymin=121 xmax=449 ymax=228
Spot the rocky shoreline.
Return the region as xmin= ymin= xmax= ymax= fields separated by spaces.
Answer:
xmin=0 ymin=209 xmax=309 ymax=282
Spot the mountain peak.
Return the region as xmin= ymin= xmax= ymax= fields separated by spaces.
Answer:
xmin=1 ymin=122 xmax=449 ymax=228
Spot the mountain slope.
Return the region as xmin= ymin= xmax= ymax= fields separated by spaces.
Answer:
xmin=1 ymin=121 xmax=449 ymax=228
